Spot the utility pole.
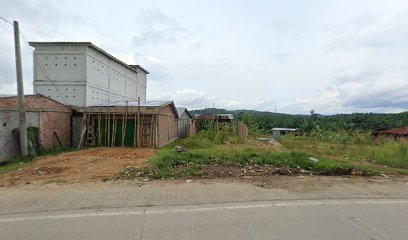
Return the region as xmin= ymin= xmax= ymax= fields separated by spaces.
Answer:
xmin=13 ymin=20 xmax=28 ymax=156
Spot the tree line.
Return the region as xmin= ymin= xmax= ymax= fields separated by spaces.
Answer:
xmin=191 ymin=108 xmax=408 ymax=133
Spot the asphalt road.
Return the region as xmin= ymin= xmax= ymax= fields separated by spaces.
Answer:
xmin=1 ymin=199 xmax=408 ymax=240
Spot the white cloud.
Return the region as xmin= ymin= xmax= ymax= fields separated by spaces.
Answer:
xmin=131 ymin=9 xmax=187 ymax=47
xmin=1 ymin=1 xmax=407 ymax=115
xmin=326 ymin=10 xmax=408 ymax=52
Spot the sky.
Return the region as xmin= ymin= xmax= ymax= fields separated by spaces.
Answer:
xmin=0 ymin=0 xmax=407 ymax=114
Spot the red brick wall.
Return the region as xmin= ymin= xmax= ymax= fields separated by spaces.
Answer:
xmin=0 ymin=95 xmax=71 ymax=112
xmin=158 ymin=104 xmax=178 ymax=147
xmin=0 ymin=95 xmax=72 ymax=149
xmin=40 ymin=112 xmax=71 ymax=148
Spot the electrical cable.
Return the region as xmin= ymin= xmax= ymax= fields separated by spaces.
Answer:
xmin=0 ymin=16 xmax=69 ymax=105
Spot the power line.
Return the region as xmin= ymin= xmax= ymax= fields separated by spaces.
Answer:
xmin=0 ymin=16 xmax=12 ymax=25
xmin=1 ymin=16 xmax=69 ymax=105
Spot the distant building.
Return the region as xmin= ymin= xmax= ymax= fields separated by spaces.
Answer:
xmin=176 ymin=107 xmax=195 ymax=138
xmin=29 ymin=42 xmax=149 ymax=107
xmin=378 ymin=126 xmax=408 ymax=139
xmin=195 ymin=114 xmax=233 ymax=122
xmin=271 ymin=128 xmax=298 ymax=140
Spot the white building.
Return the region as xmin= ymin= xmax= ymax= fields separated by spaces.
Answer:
xmin=29 ymin=42 xmax=149 ymax=107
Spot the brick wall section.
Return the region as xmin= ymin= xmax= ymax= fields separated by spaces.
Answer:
xmin=158 ymin=104 xmax=178 ymax=147
xmin=0 ymin=95 xmax=71 ymax=112
xmin=0 ymin=94 xmax=72 ymax=149
xmin=40 ymin=111 xmax=71 ymax=148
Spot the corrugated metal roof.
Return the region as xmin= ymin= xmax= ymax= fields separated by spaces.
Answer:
xmin=29 ymin=42 xmax=149 ymax=74
xmin=176 ymin=107 xmax=186 ymax=116
xmin=380 ymin=126 xmax=408 ymax=135
xmin=91 ymin=100 xmax=173 ymax=107
xmin=83 ymin=100 xmax=179 ymax=118
xmin=271 ymin=128 xmax=298 ymax=131
xmin=217 ymin=114 xmax=234 ymax=120
xmin=176 ymin=107 xmax=193 ymax=119
xmin=195 ymin=114 xmax=233 ymax=120
xmin=129 ymin=65 xmax=150 ymax=74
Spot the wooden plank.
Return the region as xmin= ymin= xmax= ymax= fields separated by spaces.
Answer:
xmin=150 ymin=115 xmax=154 ymax=148
xmin=107 ymin=109 xmax=111 ymax=146
xmin=137 ymin=97 xmax=141 ymax=147
xmin=77 ymin=113 xmax=87 ymax=149
xmin=97 ymin=111 xmax=102 ymax=146
xmin=122 ymin=102 xmax=128 ymax=147
xmin=134 ymin=113 xmax=137 ymax=147
xmin=112 ymin=114 xmax=116 ymax=146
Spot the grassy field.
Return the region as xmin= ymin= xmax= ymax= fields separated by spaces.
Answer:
xmin=118 ymin=131 xmax=408 ymax=179
xmin=280 ymin=134 xmax=408 ymax=169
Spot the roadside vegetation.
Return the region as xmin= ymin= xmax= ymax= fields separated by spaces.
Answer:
xmin=192 ymin=108 xmax=408 ymax=133
xmin=280 ymin=132 xmax=408 ymax=169
xmin=118 ymin=128 xmax=408 ymax=180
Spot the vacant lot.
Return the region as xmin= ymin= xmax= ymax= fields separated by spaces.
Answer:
xmin=0 ymin=148 xmax=154 ymax=186
xmin=1 ymin=131 xmax=407 ymax=186
xmin=125 ymin=131 xmax=408 ymax=180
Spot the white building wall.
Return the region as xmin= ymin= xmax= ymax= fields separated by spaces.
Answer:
xmin=33 ymin=45 xmax=87 ymax=106
xmin=137 ymin=72 xmax=147 ymax=100
xmin=33 ymin=44 xmax=147 ymax=107
xmin=85 ymin=48 xmax=146 ymax=106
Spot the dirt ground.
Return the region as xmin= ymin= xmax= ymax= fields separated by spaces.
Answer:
xmin=0 ymin=148 xmax=155 ymax=186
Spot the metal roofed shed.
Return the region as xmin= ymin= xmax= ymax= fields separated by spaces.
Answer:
xmin=378 ymin=126 xmax=408 ymax=140
xmin=176 ymin=107 xmax=196 ymax=138
xmin=271 ymin=128 xmax=298 ymax=140
xmin=195 ymin=114 xmax=234 ymax=122
xmin=73 ymin=100 xmax=179 ymax=148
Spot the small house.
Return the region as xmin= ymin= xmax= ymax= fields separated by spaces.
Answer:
xmin=0 ymin=94 xmax=72 ymax=161
xmin=176 ymin=107 xmax=195 ymax=138
xmin=271 ymin=128 xmax=298 ymax=140
xmin=378 ymin=126 xmax=408 ymax=140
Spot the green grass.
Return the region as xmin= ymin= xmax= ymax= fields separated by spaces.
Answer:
xmin=365 ymin=142 xmax=408 ymax=168
xmin=280 ymin=135 xmax=408 ymax=170
xmin=136 ymin=130 xmax=404 ymax=179
xmin=146 ymin=145 xmax=382 ymax=179
xmin=137 ymin=130 xmax=408 ymax=179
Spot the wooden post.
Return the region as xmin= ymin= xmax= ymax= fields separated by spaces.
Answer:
xmin=104 ymin=112 xmax=107 ymax=146
xmin=107 ymin=109 xmax=111 ymax=146
xmin=122 ymin=102 xmax=128 ymax=147
xmin=97 ymin=110 xmax=102 ymax=146
xmin=77 ymin=113 xmax=87 ymax=149
xmin=133 ymin=112 xmax=137 ymax=147
xmin=150 ymin=115 xmax=154 ymax=148
xmin=141 ymin=115 xmax=145 ymax=147
xmin=156 ymin=114 xmax=160 ymax=148
xmin=137 ymin=97 xmax=141 ymax=147
xmin=111 ymin=114 xmax=116 ymax=146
